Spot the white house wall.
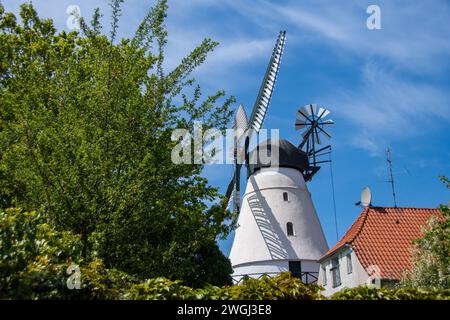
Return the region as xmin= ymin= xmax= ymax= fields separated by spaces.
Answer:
xmin=318 ymin=247 xmax=369 ymax=297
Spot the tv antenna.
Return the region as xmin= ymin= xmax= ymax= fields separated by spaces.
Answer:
xmin=386 ymin=147 xmax=397 ymax=207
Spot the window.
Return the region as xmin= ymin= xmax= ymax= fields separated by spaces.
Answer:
xmin=331 ymin=258 xmax=341 ymax=288
xmin=322 ymin=266 xmax=327 ymax=286
xmin=289 ymin=261 xmax=302 ymax=278
xmin=346 ymin=254 xmax=353 ymax=274
xmin=283 ymin=192 xmax=289 ymax=201
xmin=286 ymin=222 xmax=294 ymax=236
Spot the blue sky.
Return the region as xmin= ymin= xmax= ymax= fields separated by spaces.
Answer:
xmin=3 ymin=0 xmax=450 ymax=256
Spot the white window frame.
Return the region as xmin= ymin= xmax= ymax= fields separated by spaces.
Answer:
xmin=322 ymin=266 xmax=327 ymax=286
xmin=346 ymin=254 xmax=353 ymax=274
xmin=331 ymin=258 xmax=341 ymax=288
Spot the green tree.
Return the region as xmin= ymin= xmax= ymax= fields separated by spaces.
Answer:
xmin=402 ymin=176 xmax=450 ymax=289
xmin=0 ymin=1 xmax=234 ymax=287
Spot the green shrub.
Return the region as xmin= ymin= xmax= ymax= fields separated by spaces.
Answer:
xmin=0 ymin=208 xmax=81 ymax=299
xmin=0 ymin=208 xmax=135 ymax=299
xmin=331 ymin=285 xmax=450 ymax=300
xmin=192 ymin=285 xmax=229 ymax=300
xmin=226 ymin=273 xmax=324 ymax=300
xmin=124 ymin=278 xmax=198 ymax=300
xmin=122 ymin=273 xmax=324 ymax=300
xmin=65 ymin=260 xmax=137 ymax=300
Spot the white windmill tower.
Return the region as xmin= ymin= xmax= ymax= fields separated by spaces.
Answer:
xmin=225 ymin=32 xmax=333 ymax=284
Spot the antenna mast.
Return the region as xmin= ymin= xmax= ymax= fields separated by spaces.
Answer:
xmin=386 ymin=147 xmax=397 ymax=207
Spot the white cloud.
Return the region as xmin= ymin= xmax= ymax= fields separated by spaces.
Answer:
xmin=218 ymin=0 xmax=450 ymax=154
xmin=164 ymin=28 xmax=273 ymax=73
xmin=221 ymin=0 xmax=450 ymax=75
xmin=328 ymin=62 xmax=450 ymax=155
xmin=4 ymin=0 xmax=450 ymax=156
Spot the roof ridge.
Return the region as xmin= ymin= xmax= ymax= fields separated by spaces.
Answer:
xmin=319 ymin=207 xmax=371 ymax=260
xmin=348 ymin=207 xmax=370 ymax=245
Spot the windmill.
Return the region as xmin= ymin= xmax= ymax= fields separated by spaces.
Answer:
xmin=295 ymin=104 xmax=334 ymax=181
xmin=227 ymin=32 xmax=330 ymax=284
xmin=224 ymin=30 xmax=286 ymax=213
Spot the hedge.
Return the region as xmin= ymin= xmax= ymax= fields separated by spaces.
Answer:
xmin=123 ymin=274 xmax=449 ymax=300
xmin=124 ymin=272 xmax=323 ymax=300
xmin=331 ymin=285 xmax=450 ymax=300
xmin=1 ymin=209 xmax=448 ymax=300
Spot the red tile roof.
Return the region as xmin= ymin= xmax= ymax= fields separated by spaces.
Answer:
xmin=320 ymin=207 xmax=441 ymax=280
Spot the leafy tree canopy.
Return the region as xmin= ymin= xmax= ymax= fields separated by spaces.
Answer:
xmin=0 ymin=0 xmax=234 ymax=287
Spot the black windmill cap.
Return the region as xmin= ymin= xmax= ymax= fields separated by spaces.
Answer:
xmin=250 ymin=139 xmax=309 ymax=172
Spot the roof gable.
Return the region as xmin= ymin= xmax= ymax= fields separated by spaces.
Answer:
xmin=320 ymin=207 xmax=441 ymax=280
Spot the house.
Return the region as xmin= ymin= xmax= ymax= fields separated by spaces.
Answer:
xmin=318 ymin=206 xmax=441 ymax=296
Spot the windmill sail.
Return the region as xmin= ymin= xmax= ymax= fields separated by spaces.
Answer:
xmin=224 ymin=105 xmax=248 ymax=212
xmin=223 ymin=31 xmax=286 ymax=213
xmin=233 ymin=104 xmax=249 ymax=132
xmin=248 ymin=30 xmax=286 ymax=133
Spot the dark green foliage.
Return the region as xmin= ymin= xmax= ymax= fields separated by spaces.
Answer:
xmin=0 ymin=1 xmax=234 ymax=288
xmin=180 ymin=240 xmax=233 ymax=288
xmin=331 ymin=285 xmax=450 ymax=300
xmin=125 ymin=272 xmax=324 ymax=300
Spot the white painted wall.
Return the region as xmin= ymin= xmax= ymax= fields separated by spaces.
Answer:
xmin=318 ymin=247 xmax=369 ymax=297
xmin=229 ymin=167 xmax=329 ymax=282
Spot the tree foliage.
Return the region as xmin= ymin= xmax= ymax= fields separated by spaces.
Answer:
xmin=401 ymin=176 xmax=450 ymax=289
xmin=0 ymin=0 xmax=234 ymax=287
